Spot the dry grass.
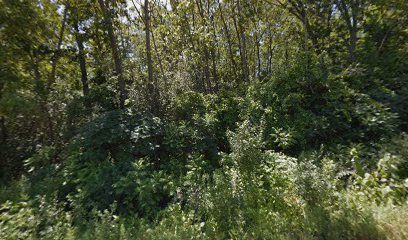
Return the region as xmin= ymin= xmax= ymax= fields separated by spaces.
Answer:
xmin=373 ymin=203 xmax=408 ymax=240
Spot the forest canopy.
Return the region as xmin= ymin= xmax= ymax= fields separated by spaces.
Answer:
xmin=0 ymin=0 xmax=407 ymax=239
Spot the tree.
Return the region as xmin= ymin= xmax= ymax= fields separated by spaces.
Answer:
xmin=335 ymin=0 xmax=362 ymax=62
xmin=144 ymin=0 xmax=161 ymax=115
xmin=70 ymin=4 xmax=90 ymax=97
xmin=98 ymin=0 xmax=126 ymax=108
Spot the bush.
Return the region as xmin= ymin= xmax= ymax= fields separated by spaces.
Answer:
xmin=243 ymin=60 xmax=397 ymax=155
xmin=0 ymin=197 xmax=74 ymax=240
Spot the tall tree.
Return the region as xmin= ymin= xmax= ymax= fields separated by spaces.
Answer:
xmin=234 ymin=0 xmax=249 ymax=82
xmin=144 ymin=0 xmax=160 ymax=114
xmin=48 ymin=0 xmax=69 ymax=93
xmin=98 ymin=0 xmax=126 ymax=108
xmin=336 ymin=0 xmax=362 ymax=62
xmin=73 ymin=18 xmax=89 ymax=97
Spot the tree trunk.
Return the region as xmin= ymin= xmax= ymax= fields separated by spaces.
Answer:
xmin=74 ymin=21 xmax=89 ymax=97
xmin=255 ymin=31 xmax=261 ymax=79
xmin=235 ymin=0 xmax=249 ymax=82
xmin=151 ymin=27 xmax=167 ymax=88
xmin=144 ymin=0 xmax=160 ymax=115
xmin=204 ymin=48 xmax=213 ymax=93
xmin=219 ymin=1 xmax=238 ymax=80
xmin=267 ymin=26 xmax=274 ymax=74
xmin=209 ymin=3 xmax=219 ymax=91
xmin=48 ymin=1 xmax=68 ymax=92
xmin=211 ymin=48 xmax=218 ymax=92
xmin=195 ymin=0 xmax=214 ymax=93
xmin=30 ymin=53 xmax=54 ymax=143
xmin=0 ymin=116 xmax=6 ymax=144
xmin=349 ymin=14 xmax=357 ymax=62
xmin=337 ymin=0 xmax=358 ymax=62
xmin=98 ymin=0 xmax=126 ymax=109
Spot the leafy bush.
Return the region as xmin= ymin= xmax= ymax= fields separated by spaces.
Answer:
xmin=170 ymin=91 xmax=207 ymax=121
xmin=0 ymin=197 xmax=74 ymax=240
xmin=244 ymin=60 xmax=397 ymax=155
xmin=174 ymin=121 xmax=402 ymax=239
xmin=63 ymin=109 xmax=218 ymax=219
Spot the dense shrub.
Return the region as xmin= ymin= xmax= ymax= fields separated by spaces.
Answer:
xmin=1 ymin=119 xmax=407 ymax=239
xmin=243 ymin=60 xmax=397 ymax=156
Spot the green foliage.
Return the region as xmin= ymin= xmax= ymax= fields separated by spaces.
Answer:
xmin=1 ymin=121 xmax=407 ymax=239
xmin=113 ymin=158 xmax=173 ymax=217
xmin=172 ymin=121 xmax=398 ymax=239
xmin=243 ymin=59 xmax=397 ymax=155
xmin=1 ymin=0 xmax=407 ymax=239
xmin=61 ymin=109 xmax=219 ymax=219
xmin=171 ymin=91 xmax=207 ymax=121
xmin=134 ymin=205 xmax=205 ymax=240
xmin=381 ymin=133 xmax=408 ymax=179
xmin=350 ymin=153 xmax=408 ymax=205
xmin=0 ymin=197 xmax=74 ymax=240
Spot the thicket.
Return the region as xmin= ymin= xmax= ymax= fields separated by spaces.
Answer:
xmin=1 ymin=0 xmax=407 ymax=239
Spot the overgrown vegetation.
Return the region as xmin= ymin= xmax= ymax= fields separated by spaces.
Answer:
xmin=0 ymin=0 xmax=407 ymax=239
